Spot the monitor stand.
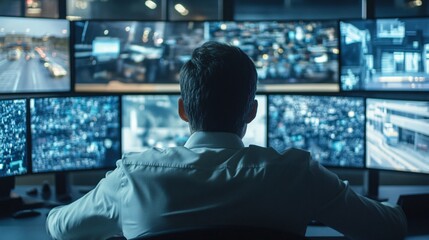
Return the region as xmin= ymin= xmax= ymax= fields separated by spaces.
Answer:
xmin=363 ymin=169 xmax=388 ymax=202
xmin=55 ymin=173 xmax=73 ymax=203
xmin=0 ymin=177 xmax=23 ymax=216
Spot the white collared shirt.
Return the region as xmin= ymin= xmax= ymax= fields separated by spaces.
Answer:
xmin=47 ymin=132 xmax=407 ymax=240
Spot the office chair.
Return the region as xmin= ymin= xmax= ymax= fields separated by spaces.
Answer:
xmin=130 ymin=225 xmax=307 ymax=240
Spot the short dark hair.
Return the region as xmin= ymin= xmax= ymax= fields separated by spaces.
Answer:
xmin=179 ymin=41 xmax=258 ymax=135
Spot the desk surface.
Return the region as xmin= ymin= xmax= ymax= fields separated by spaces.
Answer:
xmin=1 ymin=185 xmax=428 ymax=240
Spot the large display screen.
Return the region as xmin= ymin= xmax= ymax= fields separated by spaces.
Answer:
xmin=208 ymin=21 xmax=340 ymax=92
xmin=122 ymin=95 xmax=267 ymax=153
xmin=0 ymin=16 xmax=70 ymax=93
xmin=0 ymin=99 xmax=27 ymax=177
xmin=268 ymin=95 xmax=365 ymax=168
xmin=30 ymin=96 xmax=121 ymax=173
xmin=73 ymin=21 xmax=205 ymax=92
xmin=340 ymin=18 xmax=429 ymax=91
xmin=366 ymin=98 xmax=429 ymax=173
xmin=74 ymin=20 xmax=339 ymax=93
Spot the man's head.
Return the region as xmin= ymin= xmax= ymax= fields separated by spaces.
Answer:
xmin=179 ymin=41 xmax=258 ymax=137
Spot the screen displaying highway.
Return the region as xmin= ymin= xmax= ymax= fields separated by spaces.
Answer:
xmin=0 ymin=99 xmax=27 ymax=177
xmin=0 ymin=16 xmax=70 ymax=93
xmin=366 ymin=98 xmax=429 ymax=173
xmin=268 ymin=95 xmax=365 ymax=168
xmin=30 ymin=96 xmax=120 ymax=173
xmin=122 ymin=95 xmax=267 ymax=153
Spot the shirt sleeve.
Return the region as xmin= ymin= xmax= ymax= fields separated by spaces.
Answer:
xmin=46 ymin=162 xmax=124 ymax=240
xmin=307 ymin=159 xmax=408 ymax=240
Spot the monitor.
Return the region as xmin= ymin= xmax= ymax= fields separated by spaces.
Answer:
xmin=268 ymin=95 xmax=365 ymax=168
xmin=30 ymin=96 xmax=121 ymax=173
xmin=208 ymin=21 xmax=340 ymax=92
xmin=340 ymin=18 xmax=429 ymax=91
xmin=73 ymin=20 xmax=205 ymax=92
xmin=122 ymin=94 xmax=267 ymax=153
xmin=0 ymin=16 xmax=70 ymax=94
xmin=366 ymin=98 xmax=429 ymax=173
xmin=0 ymin=99 xmax=27 ymax=177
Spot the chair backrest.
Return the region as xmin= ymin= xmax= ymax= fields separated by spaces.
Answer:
xmin=131 ymin=225 xmax=307 ymax=240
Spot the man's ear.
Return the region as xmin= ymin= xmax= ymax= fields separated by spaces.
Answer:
xmin=246 ymin=99 xmax=258 ymax=124
xmin=178 ymin=98 xmax=189 ymax=122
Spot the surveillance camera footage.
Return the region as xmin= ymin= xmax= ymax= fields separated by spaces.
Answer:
xmin=74 ymin=21 xmax=205 ymax=92
xmin=0 ymin=17 xmax=70 ymax=93
xmin=268 ymin=95 xmax=365 ymax=168
xmin=341 ymin=18 xmax=429 ymax=91
xmin=122 ymin=95 xmax=267 ymax=153
xmin=30 ymin=96 xmax=120 ymax=173
xmin=366 ymin=99 xmax=429 ymax=173
xmin=208 ymin=21 xmax=339 ymax=91
xmin=0 ymin=99 xmax=27 ymax=177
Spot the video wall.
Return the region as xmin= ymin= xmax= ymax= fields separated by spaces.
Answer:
xmin=1 ymin=16 xmax=428 ymax=177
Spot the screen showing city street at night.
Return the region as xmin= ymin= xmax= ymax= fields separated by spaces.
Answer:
xmin=341 ymin=18 xmax=429 ymax=91
xmin=208 ymin=21 xmax=339 ymax=92
xmin=0 ymin=99 xmax=27 ymax=177
xmin=122 ymin=95 xmax=267 ymax=153
xmin=30 ymin=96 xmax=120 ymax=173
xmin=0 ymin=17 xmax=70 ymax=93
xmin=366 ymin=98 xmax=429 ymax=173
xmin=268 ymin=95 xmax=365 ymax=168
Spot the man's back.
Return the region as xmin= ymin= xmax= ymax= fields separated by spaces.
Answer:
xmin=47 ymin=132 xmax=407 ymax=240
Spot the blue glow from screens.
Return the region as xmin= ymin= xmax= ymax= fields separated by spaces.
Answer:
xmin=340 ymin=18 xmax=429 ymax=91
xmin=0 ymin=16 xmax=70 ymax=93
xmin=268 ymin=95 xmax=365 ymax=168
xmin=0 ymin=99 xmax=27 ymax=177
xmin=30 ymin=96 xmax=121 ymax=173
xmin=121 ymin=95 xmax=267 ymax=153
xmin=366 ymin=98 xmax=429 ymax=173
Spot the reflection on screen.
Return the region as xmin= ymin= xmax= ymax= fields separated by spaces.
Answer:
xmin=366 ymin=98 xmax=429 ymax=173
xmin=122 ymin=95 xmax=267 ymax=153
xmin=268 ymin=95 xmax=364 ymax=167
xmin=0 ymin=99 xmax=27 ymax=177
xmin=209 ymin=21 xmax=339 ymax=92
xmin=74 ymin=21 xmax=205 ymax=92
xmin=341 ymin=18 xmax=429 ymax=91
xmin=30 ymin=96 xmax=120 ymax=173
xmin=0 ymin=16 xmax=70 ymax=93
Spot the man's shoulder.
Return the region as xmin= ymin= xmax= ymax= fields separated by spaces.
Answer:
xmin=120 ymin=146 xmax=199 ymax=167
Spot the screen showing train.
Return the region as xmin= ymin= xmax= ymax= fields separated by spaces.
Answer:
xmin=0 ymin=99 xmax=27 ymax=177
xmin=73 ymin=21 xmax=205 ymax=92
xmin=122 ymin=95 xmax=267 ymax=153
xmin=340 ymin=18 xmax=429 ymax=91
xmin=30 ymin=96 xmax=120 ymax=173
xmin=0 ymin=16 xmax=70 ymax=93
xmin=268 ymin=95 xmax=365 ymax=168
xmin=366 ymin=98 xmax=429 ymax=173
xmin=74 ymin=20 xmax=339 ymax=93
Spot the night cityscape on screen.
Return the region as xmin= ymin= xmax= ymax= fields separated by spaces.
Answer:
xmin=30 ymin=96 xmax=120 ymax=173
xmin=268 ymin=95 xmax=365 ymax=167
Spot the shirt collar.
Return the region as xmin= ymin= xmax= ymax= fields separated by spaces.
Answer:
xmin=184 ymin=131 xmax=245 ymax=149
